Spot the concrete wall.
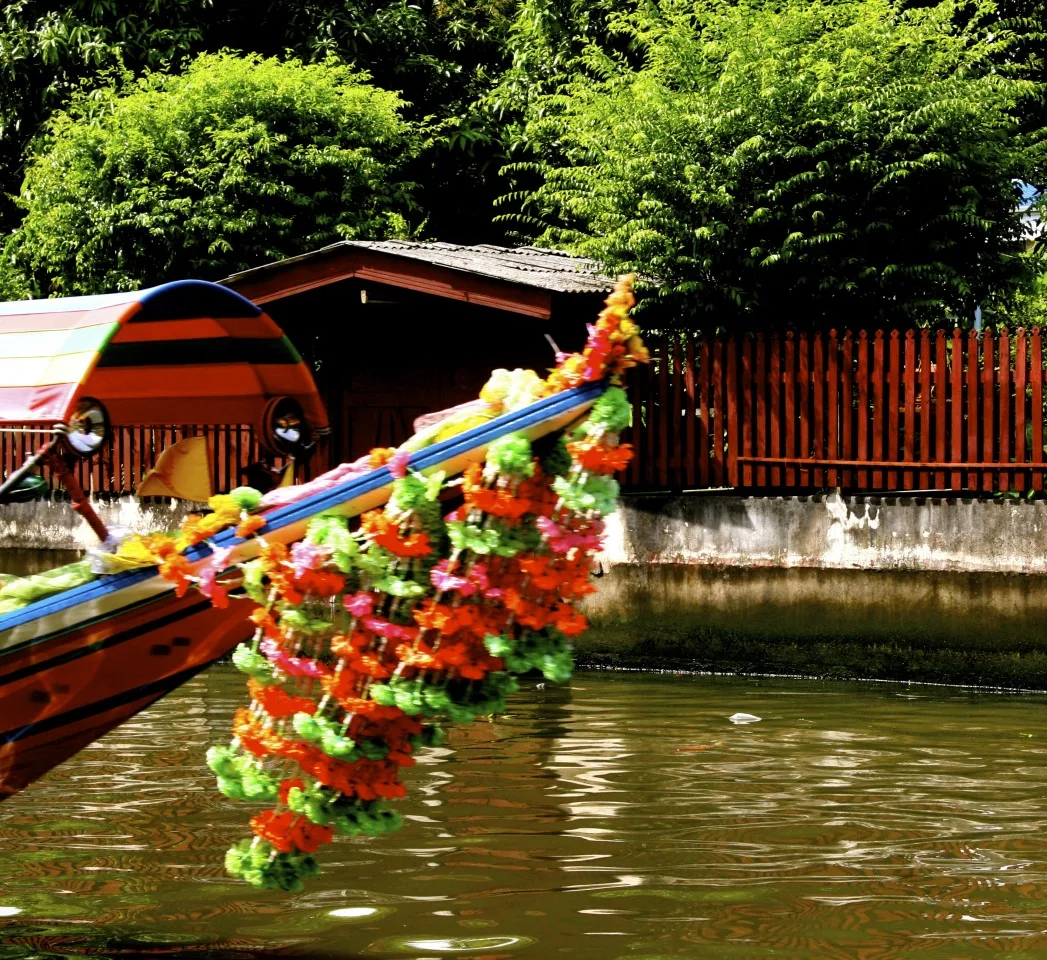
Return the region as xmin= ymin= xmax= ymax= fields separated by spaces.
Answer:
xmin=600 ymin=492 xmax=1047 ymax=574
xmin=583 ymin=494 xmax=1047 ymax=686
xmin=0 ymin=497 xmax=195 ymax=551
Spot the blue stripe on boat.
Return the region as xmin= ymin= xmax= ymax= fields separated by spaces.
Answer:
xmin=0 ymin=381 xmax=606 ymax=635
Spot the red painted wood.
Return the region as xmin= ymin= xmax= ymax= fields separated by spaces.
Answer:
xmin=685 ymin=337 xmax=697 ymax=489
xmin=796 ymin=333 xmax=809 ymax=487
xmin=712 ymin=338 xmax=725 ymax=486
xmin=810 ymin=333 xmax=824 ymax=487
xmin=827 ymin=331 xmax=839 ymax=487
xmin=841 ymin=332 xmax=853 ymax=487
xmin=998 ymin=328 xmax=1010 ymax=492
xmin=903 ymin=330 xmax=916 ymax=489
xmin=726 ymin=337 xmax=740 ymax=487
xmin=628 ymin=344 xmax=644 ymax=487
xmin=783 ymin=333 xmax=796 ymax=487
xmin=768 ymin=334 xmax=781 ymax=488
xmin=1015 ymin=330 xmax=1027 ymax=491
xmin=857 ymin=332 xmax=869 ymax=489
xmin=872 ymin=331 xmax=885 ymax=489
xmin=934 ymin=332 xmax=946 ymax=489
xmin=755 ymin=334 xmax=767 ymax=487
xmin=699 ymin=338 xmax=711 ymax=487
xmin=741 ymin=336 xmax=753 ymax=486
xmin=672 ymin=334 xmax=683 ymax=488
xmin=966 ymin=331 xmax=979 ymax=490
xmin=950 ymin=330 xmax=963 ymax=491
xmin=645 ymin=337 xmax=657 ymax=485
xmin=981 ymin=330 xmax=995 ymax=493
xmin=1033 ymin=329 xmax=1043 ymax=491
xmin=887 ymin=330 xmax=901 ymax=490
xmin=918 ymin=331 xmax=931 ymax=489
xmin=658 ymin=336 xmax=670 ymax=488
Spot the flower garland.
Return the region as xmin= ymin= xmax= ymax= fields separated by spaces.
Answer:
xmin=124 ymin=276 xmax=645 ymax=891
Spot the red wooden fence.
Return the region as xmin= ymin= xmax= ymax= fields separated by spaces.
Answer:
xmin=0 ymin=424 xmax=284 ymax=498
xmin=625 ymin=328 xmax=1047 ymax=494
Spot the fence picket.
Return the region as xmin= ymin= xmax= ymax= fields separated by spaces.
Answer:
xmin=903 ymin=330 xmax=916 ymax=490
xmin=918 ymin=330 xmax=931 ymax=489
xmin=685 ymin=337 xmax=697 ymax=489
xmin=966 ymin=331 xmax=979 ymax=491
xmin=1033 ymin=329 xmax=1043 ymax=492
xmin=999 ymin=328 xmax=1010 ymax=492
xmin=712 ymin=338 xmax=725 ymax=486
xmin=934 ymin=331 xmax=947 ymax=490
xmin=755 ymin=334 xmax=767 ymax=487
xmin=827 ymin=331 xmax=839 ymax=487
xmin=784 ymin=333 xmax=796 ymax=487
xmin=1016 ymin=330 xmax=1027 ymax=491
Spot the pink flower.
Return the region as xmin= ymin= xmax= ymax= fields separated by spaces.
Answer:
xmin=537 ymin=516 xmax=604 ymax=554
xmin=362 ymin=614 xmax=418 ymax=643
xmin=430 ymin=559 xmax=473 ymax=595
xmin=344 ymin=591 xmax=374 ymax=618
xmin=388 ymin=449 xmax=411 ymax=479
xmin=470 ymin=563 xmax=489 ymax=592
xmin=208 ymin=544 xmax=234 ymax=572
xmin=197 ymin=566 xmax=229 ymax=608
xmin=291 ymin=540 xmax=328 ymax=579
xmin=260 ymin=638 xmax=330 ymax=678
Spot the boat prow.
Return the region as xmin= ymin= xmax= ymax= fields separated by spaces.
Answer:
xmin=0 ymin=382 xmax=606 ymax=798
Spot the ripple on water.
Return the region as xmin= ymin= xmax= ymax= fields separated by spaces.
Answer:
xmin=4 ymin=668 xmax=1047 ymax=957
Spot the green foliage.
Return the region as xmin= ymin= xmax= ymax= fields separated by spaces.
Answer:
xmin=0 ymin=1 xmax=521 ymax=240
xmin=3 ymin=53 xmax=420 ymax=296
xmin=506 ymin=0 xmax=1047 ymax=330
xmin=0 ymin=0 xmax=212 ymax=227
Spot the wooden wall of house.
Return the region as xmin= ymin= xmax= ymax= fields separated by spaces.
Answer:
xmin=264 ymin=279 xmax=599 ymax=468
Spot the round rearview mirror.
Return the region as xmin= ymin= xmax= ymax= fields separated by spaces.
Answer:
xmin=64 ymin=398 xmax=110 ymax=459
xmin=258 ymin=397 xmax=313 ymax=458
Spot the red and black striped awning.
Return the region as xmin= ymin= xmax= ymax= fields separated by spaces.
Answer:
xmin=0 ymin=280 xmax=327 ymax=430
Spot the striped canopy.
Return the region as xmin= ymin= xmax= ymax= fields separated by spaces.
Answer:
xmin=0 ymin=280 xmax=327 ymax=430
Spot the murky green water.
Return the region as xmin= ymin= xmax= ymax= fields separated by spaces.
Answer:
xmin=4 ymin=667 xmax=1047 ymax=959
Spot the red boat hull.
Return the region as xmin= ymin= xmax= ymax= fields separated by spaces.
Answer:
xmin=0 ymin=591 xmax=252 ymax=798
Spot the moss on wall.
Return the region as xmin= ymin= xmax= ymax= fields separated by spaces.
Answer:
xmin=580 ymin=565 xmax=1047 ymax=688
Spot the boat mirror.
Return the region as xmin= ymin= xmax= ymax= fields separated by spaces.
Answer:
xmin=64 ymin=398 xmax=110 ymax=459
xmin=259 ymin=396 xmax=312 ymax=459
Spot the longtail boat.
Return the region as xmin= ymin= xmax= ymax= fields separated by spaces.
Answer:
xmin=0 ymin=279 xmax=614 ymax=800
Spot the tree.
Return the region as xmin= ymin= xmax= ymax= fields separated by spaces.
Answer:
xmin=2 ymin=53 xmax=420 ymax=296
xmin=0 ymin=1 xmax=521 ymax=239
xmin=506 ymin=0 xmax=1047 ymax=330
xmin=0 ymin=0 xmax=212 ymax=229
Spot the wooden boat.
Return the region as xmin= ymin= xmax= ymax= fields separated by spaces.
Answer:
xmin=0 ymin=279 xmax=606 ymax=798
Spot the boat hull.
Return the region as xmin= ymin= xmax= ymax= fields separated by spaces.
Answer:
xmin=0 ymin=590 xmax=252 ymax=798
xmin=0 ymin=381 xmax=606 ymax=798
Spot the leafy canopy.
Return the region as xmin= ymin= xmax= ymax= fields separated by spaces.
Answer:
xmin=506 ymin=0 xmax=1047 ymax=329
xmin=3 ymin=52 xmax=420 ymax=296
xmin=0 ymin=1 xmax=519 ymax=238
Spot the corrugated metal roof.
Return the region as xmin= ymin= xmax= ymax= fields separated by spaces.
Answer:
xmin=224 ymin=241 xmax=613 ymax=295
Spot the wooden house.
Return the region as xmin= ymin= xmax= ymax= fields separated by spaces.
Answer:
xmin=222 ymin=241 xmax=612 ymax=466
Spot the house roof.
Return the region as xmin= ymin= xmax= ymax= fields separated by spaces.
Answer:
xmin=222 ymin=241 xmax=613 ymax=319
xmin=339 ymin=242 xmax=612 ymax=294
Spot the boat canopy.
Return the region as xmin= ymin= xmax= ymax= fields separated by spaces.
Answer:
xmin=0 ymin=280 xmax=327 ymax=429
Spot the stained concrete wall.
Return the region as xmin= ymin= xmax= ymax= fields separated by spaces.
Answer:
xmin=583 ymin=494 xmax=1047 ymax=686
xmin=600 ymin=493 xmax=1047 ymax=574
xmin=0 ymin=497 xmax=195 ymax=551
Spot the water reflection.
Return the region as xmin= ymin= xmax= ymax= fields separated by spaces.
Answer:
xmin=3 ymin=667 xmax=1047 ymax=957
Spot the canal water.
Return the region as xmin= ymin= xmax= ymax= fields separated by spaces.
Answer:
xmin=3 ymin=667 xmax=1047 ymax=958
